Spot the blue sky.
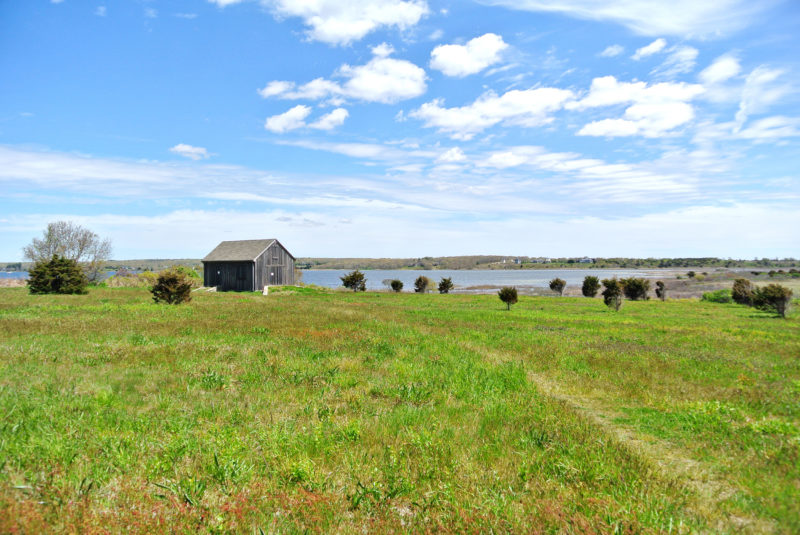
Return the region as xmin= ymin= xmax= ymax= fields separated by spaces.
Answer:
xmin=1 ymin=0 xmax=799 ymax=260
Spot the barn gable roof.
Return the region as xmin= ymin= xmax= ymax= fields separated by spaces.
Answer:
xmin=202 ymin=239 xmax=295 ymax=262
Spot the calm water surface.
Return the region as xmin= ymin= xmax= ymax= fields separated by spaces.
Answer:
xmin=301 ymin=268 xmax=675 ymax=290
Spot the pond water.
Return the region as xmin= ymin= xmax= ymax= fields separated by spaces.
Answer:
xmin=300 ymin=268 xmax=676 ymax=290
xmin=0 ymin=271 xmax=28 ymax=279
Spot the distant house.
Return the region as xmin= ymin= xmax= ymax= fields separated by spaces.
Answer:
xmin=579 ymin=257 xmax=594 ymax=264
xmin=202 ymin=239 xmax=295 ymax=291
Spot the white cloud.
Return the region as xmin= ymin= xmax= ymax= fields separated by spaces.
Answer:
xmin=94 ymin=5 xmax=107 ymax=17
xmin=430 ymin=33 xmax=509 ymax=77
xmin=411 ymin=87 xmax=574 ymax=140
xmin=264 ymin=105 xmax=312 ymax=133
xmin=258 ymin=81 xmax=295 ymax=98
xmin=578 ymin=102 xmax=696 ymax=137
xmin=263 ymin=105 xmax=348 ymax=133
xmin=699 ymin=54 xmax=741 ymax=85
xmin=736 ymin=116 xmax=800 ymax=141
xmin=259 ymin=46 xmax=427 ymax=104
xmin=428 ymin=29 xmax=444 ymax=40
xmin=169 ymin=144 xmax=210 ymax=160
xmin=599 ymin=44 xmax=624 ymax=57
xmin=277 ymin=139 xmax=437 ymax=161
xmin=208 ymin=0 xmax=244 ymax=6
xmin=144 ymin=8 xmax=157 ymax=18
xmin=735 ymin=66 xmax=789 ymax=131
xmin=569 ymin=76 xmax=704 ymax=137
xmin=632 ymin=38 xmax=666 ymax=60
xmin=652 ymin=45 xmax=698 ymax=78
xmin=309 ymin=108 xmax=349 ymax=130
xmin=3 ymin=145 xmax=798 ymax=259
xmin=264 ymin=0 xmax=429 ymax=46
xmin=436 ymin=147 xmax=467 ymax=163
xmin=476 ymin=0 xmax=776 ymax=38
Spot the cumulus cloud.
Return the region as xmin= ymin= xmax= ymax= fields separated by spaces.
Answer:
xmin=699 ymin=54 xmax=741 ymax=85
xmin=411 ymin=87 xmax=574 ymax=140
xmin=430 ymin=33 xmax=509 ymax=77
xmin=264 ymin=106 xmax=349 ymax=133
xmin=569 ymin=76 xmax=704 ymax=137
xmin=259 ymin=45 xmax=427 ymax=104
xmin=264 ymin=0 xmax=429 ymax=46
xmin=599 ymin=44 xmax=624 ymax=57
xmin=309 ymin=108 xmax=349 ymax=130
xmin=169 ymin=144 xmax=211 ymax=160
xmin=632 ymin=38 xmax=666 ymax=60
xmin=264 ymin=105 xmax=312 ymax=133
xmin=94 ymin=5 xmax=107 ymax=17
xmin=476 ymin=0 xmax=775 ymax=38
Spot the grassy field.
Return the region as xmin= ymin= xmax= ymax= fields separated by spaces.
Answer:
xmin=0 ymin=287 xmax=798 ymax=533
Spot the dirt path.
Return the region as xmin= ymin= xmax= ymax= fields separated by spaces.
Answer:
xmin=452 ymin=337 xmax=776 ymax=533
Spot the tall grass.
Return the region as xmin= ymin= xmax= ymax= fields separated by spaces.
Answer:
xmin=0 ymin=287 xmax=797 ymax=533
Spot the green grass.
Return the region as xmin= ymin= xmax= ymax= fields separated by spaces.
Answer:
xmin=0 ymin=287 xmax=798 ymax=533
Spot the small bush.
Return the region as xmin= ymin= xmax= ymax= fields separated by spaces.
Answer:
xmin=549 ymin=278 xmax=566 ymax=296
xmin=687 ymin=271 xmax=696 ymax=278
xmin=655 ymin=281 xmax=667 ymax=301
xmin=694 ymin=274 xmax=705 ymax=282
xmin=414 ymin=276 xmax=432 ymax=293
xmin=732 ymin=278 xmax=754 ymax=306
xmin=701 ymin=289 xmax=732 ymax=303
xmin=340 ymin=270 xmax=366 ymax=292
xmin=620 ymin=277 xmax=650 ymax=300
xmin=151 ymin=268 xmax=193 ymax=304
xmin=498 ymin=286 xmax=518 ymax=310
xmin=601 ymin=278 xmax=623 ymax=311
xmin=27 ymin=255 xmax=88 ymax=295
xmin=390 ymin=279 xmax=403 ymax=292
xmin=753 ymin=284 xmax=793 ymax=318
xmin=581 ymin=276 xmax=600 ymax=297
xmin=438 ymin=277 xmax=454 ymax=294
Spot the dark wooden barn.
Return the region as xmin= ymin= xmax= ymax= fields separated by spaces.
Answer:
xmin=202 ymin=239 xmax=295 ymax=291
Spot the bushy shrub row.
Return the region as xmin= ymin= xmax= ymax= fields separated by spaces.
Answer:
xmin=731 ymin=278 xmax=792 ymax=317
xmin=345 ymin=272 xmax=454 ymax=294
xmin=27 ymin=256 xmax=198 ymax=306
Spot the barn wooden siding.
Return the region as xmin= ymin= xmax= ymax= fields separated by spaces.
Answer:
xmin=202 ymin=239 xmax=295 ymax=291
xmin=203 ymin=261 xmax=254 ymax=291
xmin=261 ymin=241 xmax=295 ymax=286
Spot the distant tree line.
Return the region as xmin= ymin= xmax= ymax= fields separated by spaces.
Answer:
xmin=300 ymin=256 xmax=798 ymax=271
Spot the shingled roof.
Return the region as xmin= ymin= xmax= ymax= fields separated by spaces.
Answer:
xmin=202 ymin=239 xmax=277 ymax=262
